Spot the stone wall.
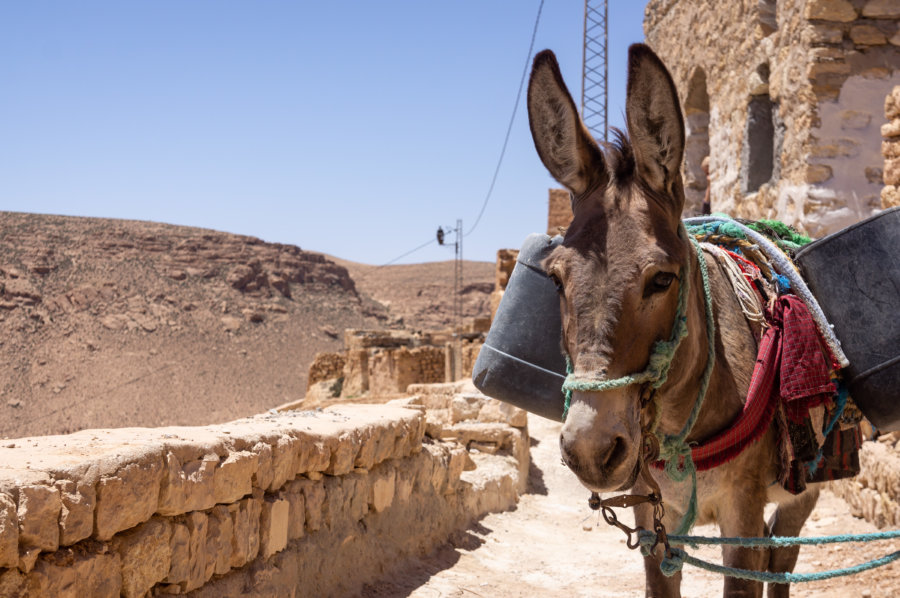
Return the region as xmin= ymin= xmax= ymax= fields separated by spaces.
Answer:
xmin=546 ymin=188 xmax=573 ymax=236
xmin=0 ymin=402 xmax=525 ymax=597
xmin=882 ymin=85 xmax=900 ymax=207
xmin=307 ymin=352 xmax=346 ymax=386
xmin=830 ymin=432 xmax=900 ymax=528
xmin=644 ymin=0 xmax=900 ymax=235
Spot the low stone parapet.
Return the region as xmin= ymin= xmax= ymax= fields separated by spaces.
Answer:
xmin=0 ymin=403 xmax=524 ymax=597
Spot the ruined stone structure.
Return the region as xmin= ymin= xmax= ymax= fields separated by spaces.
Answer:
xmin=882 ymin=85 xmax=900 ymax=208
xmin=644 ymin=0 xmax=900 ymax=235
xmin=304 ymin=329 xmax=486 ymax=404
xmin=0 ymin=395 xmax=528 ymax=597
xmin=546 ymin=188 xmax=574 ymax=236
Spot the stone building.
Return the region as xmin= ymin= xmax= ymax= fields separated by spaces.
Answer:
xmin=644 ymin=0 xmax=899 ymax=235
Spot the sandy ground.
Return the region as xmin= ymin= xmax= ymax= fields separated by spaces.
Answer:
xmin=364 ymin=414 xmax=900 ymax=597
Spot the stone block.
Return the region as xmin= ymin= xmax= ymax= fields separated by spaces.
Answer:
xmin=322 ymin=476 xmax=346 ymax=530
xmin=840 ymin=109 xmax=872 ymax=130
xmin=882 ymin=120 xmax=900 ymax=138
xmin=807 ymin=60 xmax=851 ymax=78
xmin=165 ymin=522 xmax=191 ymax=584
xmin=809 ymin=138 xmax=860 ymax=158
xmin=0 ymin=569 xmax=25 ymax=597
xmin=891 ymin=30 xmax=900 ymax=46
xmin=207 ymin=505 xmax=233 ymax=576
xmin=804 ymin=0 xmax=858 ymax=22
xmin=886 ymin=87 xmax=900 ymax=120
xmin=325 ymin=435 xmax=357 ymax=476
xmin=183 ymin=510 xmax=211 ymax=592
xmin=806 ymin=23 xmax=844 ymax=44
xmin=25 ymin=549 xmax=121 ymax=598
xmin=450 ymin=395 xmax=483 ymax=423
xmin=157 ymin=452 xmax=218 ymax=516
xmin=17 ymin=484 xmax=61 ymax=552
xmin=268 ymin=435 xmax=301 ymax=492
xmin=863 ymin=0 xmax=900 ymax=18
xmin=228 ymin=496 xmax=261 ymax=569
xmin=850 ymin=24 xmax=887 ymax=45
xmin=806 ymin=163 xmax=834 ymax=183
xmin=299 ymin=478 xmax=325 ymax=533
xmin=344 ymin=472 xmax=370 ymax=522
xmin=251 ymin=441 xmax=274 ymax=491
xmin=883 ymin=185 xmax=900 ymax=209
xmin=213 ymin=450 xmax=257 ymax=504
xmin=55 ymin=480 xmax=95 ymax=546
xmin=94 ymin=456 xmax=163 ymax=541
xmin=111 ymin=517 xmax=171 ymax=598
xmin=259 ymin=497 xmax=289 ymax=558
xmin=278 ymin=481 xmax=306 ymax=540
xmin=885 ymin=157 xmax=900 ymax=186
xmin=370 ymin=469 xmax=396 ymax=513
xmin=0 ymin=493 xmax=18 ymax=568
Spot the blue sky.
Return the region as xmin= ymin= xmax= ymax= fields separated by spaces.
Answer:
xmin=1 ymin=1 xmax=647 ymax=265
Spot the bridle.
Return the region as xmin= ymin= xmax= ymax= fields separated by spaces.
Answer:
xmin=561 ymin=225 xmax=717 ymax=553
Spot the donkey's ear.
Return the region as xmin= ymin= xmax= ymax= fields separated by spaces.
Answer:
xmin=625 ymin=44 xmax=685 ymax=204
xmin=528 ymin=50 xmax=606 ymax=197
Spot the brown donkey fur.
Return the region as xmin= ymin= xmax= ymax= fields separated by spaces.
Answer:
xmin=527 ymin=44 xmax=819 ymax=598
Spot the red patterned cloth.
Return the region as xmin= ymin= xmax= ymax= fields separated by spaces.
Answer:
xmin=653 ymin=295 xmax=835 ymax=473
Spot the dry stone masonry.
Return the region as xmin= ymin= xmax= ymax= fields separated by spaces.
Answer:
xmin=644 ymin=0 xmax=900 ymax=235
xmin=831 ymin=432 xmax=900 ymax=528
xmin=882 ymin=85 xmax=900 ymax=208
xmin=0 ymin=400 xmax=527 ymax=597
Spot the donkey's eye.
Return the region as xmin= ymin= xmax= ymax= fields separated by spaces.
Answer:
xmin=646 ymin=272 xmax=676 ymax=296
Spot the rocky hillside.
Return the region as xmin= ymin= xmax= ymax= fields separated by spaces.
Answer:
xmin=331 ymin=257 xmax=494 ymax=331
xmin=0 ymin=212 xmax=495 ymax=439
xmin=0 ymin=212 xmax=391 ymax=438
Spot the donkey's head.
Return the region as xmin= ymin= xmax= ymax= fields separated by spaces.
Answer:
xmin=528 ymin=44 xmax=688 ymax=492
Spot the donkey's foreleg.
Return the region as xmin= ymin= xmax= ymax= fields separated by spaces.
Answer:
xmin=634 ymin=500 xmax=682 ymax=598
xmin=717 ymin=484 xmax=768 ymax=598
xmin=764 ymin=486 xmax=820 ymax=598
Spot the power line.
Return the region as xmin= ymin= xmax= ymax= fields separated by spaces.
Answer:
xmin=357 ymin=0 xmax=545 ymax=273
xmin=465 ymin=0 xmax=545 ymax=238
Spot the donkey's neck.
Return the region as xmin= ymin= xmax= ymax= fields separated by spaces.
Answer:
xmin=656 ymin=245 xmax=759 ymax=443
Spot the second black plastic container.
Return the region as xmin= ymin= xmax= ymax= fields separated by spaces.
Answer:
xmin=795 ymin=206 xmax=900 ymax=431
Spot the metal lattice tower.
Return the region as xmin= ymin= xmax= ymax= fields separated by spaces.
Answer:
xmin=582 ymin=0 xmax=609 ymax=142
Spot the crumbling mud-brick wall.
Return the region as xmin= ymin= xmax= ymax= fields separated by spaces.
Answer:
xmin=645 ymin=0 xmax=900 ymax=234
xmin=830 ymin=432 xmax=900 ymax=528
xmin=547 ymin=188 xmax=573 ymax=236
xmin=490 ymin=249 xmax=519 ymax=321
xmin=307 ymin=352 xmax=346 ymax=386
xmin=882 ymin=85 xmax=900 ymax=208
xmin=0 ymin=403 xmax=525 ymax=597
xmin=368 ymin=346 xmax=446 ymax=396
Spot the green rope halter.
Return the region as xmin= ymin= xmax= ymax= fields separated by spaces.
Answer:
xmin=561 ymin=230 xmax=716 ymax=535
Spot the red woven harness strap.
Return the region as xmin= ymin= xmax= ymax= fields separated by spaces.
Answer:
xmin=651 ymin=294 xmax=835 ymax=473
xmin=651 ymin=313 xmax=781 ymax=472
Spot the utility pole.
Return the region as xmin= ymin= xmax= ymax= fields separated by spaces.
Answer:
xmin=582 ymin=0 xmax=609 ymax=142
xmin=436 ymin=219 xmax=463 ymax=334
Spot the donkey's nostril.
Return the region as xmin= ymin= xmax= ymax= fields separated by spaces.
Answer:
xmin=603 ymin=436 xmax=629 ymax=472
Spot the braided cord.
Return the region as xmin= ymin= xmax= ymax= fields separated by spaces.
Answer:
xmin=636 ymin=529 xmax=900 ymax=582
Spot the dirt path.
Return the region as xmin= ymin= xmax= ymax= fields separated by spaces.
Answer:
xmin=366 ymin=414 xmax=900 ymax=597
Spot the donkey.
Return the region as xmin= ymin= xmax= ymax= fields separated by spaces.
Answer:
xmin=527 ymin=44 xmax=820 ymax=597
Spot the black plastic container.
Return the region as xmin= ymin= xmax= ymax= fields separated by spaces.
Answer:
xmin=472 ymin=233 xmax=567 ymax=421
xmin=795 ymin=206 xmax=900 ymax=430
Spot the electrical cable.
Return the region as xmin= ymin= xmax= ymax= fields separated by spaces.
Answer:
xmin=465 ymin=0 xmax=545 ymax=238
